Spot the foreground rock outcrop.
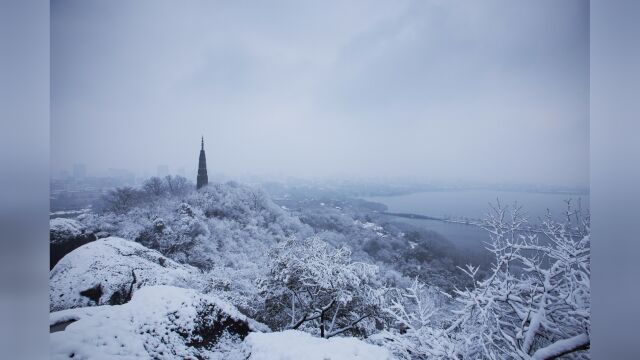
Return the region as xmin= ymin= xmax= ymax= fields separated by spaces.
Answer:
xmin=50 ymin=285 xmax=268 ymax=360
xmin=50 ymin=285 xmax=386 ymax=360
xmin=50 ymin=237 xmax=204 ymax=311
xmin=50 ymin=218 xmax=96 ymax=269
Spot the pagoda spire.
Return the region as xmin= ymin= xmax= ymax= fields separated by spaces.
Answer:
xmin=197 ymin=136 xmax=208 ymax=189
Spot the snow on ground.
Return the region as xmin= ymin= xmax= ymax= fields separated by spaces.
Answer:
xmin=353 ymin=220 xmax=383 ymax=231
xmin=245 ymin=330 xmax=392 ymax=360
xmin=50 ymin=218 xmax=85 ymax=243
xmin=50 ymin=208 xmax=91 ymax=217
xmin=50 ymin=285 xmax=268 ymax=360
xmin=50 ymin=237 xmax=204 ymax=311
xmin=50 ymin=285 xmax=385 ymax=360
xmin=353 ymin=220 xmax=386 ymax=237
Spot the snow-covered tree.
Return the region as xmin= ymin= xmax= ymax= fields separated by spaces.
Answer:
xmin=261 ymin=236 xmax=383 ymax=338
xmin=164 ymin=175 xmax=192 ymax=196
xmin=101 ymin=186 xmax=141 ymax=214
xmin=373 ymin=279 xmax=459 ymax=360
xmin=448 ymin=201 xmax=591 ymax=359
xmin=143 ymin=176 xmax=167 ymax=197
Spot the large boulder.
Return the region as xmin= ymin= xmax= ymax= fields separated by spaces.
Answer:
xmin=50 ymin=217 xmax=96 ymax=269
xmin=50 ymin=237 xmax=203 ymax=311
xmin=50 ymin=285 xmax=269 ymax=360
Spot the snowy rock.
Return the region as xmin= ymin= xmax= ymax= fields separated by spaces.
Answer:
xmin=50 ymin=237 xmax=204 ymax=311
xmin=50 ymin=217 xmax=96 ymax=269
xmin=50 ymin=285 xmax=268 ymax=360
xmin=95 ymin=231 xmax=110 ymax=239
xmin=50 ymin=218 xmax=85 ymax=241
xmin=245 ymin=330 xmax=392 ymax=360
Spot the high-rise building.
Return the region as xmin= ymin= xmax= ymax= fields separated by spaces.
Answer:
xmin=197 ymin=136 xmax=208 ymax=189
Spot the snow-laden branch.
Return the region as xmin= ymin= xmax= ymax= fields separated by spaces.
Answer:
xmin=531 ymin=332 xmax=590 ymax=360
xmin=448 ymin=200 xmax=590 ymax=359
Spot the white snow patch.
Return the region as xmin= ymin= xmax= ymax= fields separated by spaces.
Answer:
xmin=245 ymin=330 xmax=391 ymax=360
xmin=50 ymin=208 xmax=91 ymax=217
xmin=353 ymin=220 xmax=384 ymax=233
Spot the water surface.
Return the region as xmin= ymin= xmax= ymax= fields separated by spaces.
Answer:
xmin=365 ymin=189 xmax=589 ymax=249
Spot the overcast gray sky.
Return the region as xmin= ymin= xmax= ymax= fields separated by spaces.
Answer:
xmin=51 ymin=0 xmax=588 ymax=186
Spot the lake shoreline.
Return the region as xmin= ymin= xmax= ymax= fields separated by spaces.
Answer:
xmin=363 ymin=189 xmax=589 ymax=249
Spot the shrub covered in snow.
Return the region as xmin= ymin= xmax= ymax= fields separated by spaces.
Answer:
xmin=50 ymin=218 xmax=85 ymax=242
xmin=202 ymin=265 xmax=264 ymax=318
xmin=50 ymin=285 xmax=268 ymax=360
xmin=372 ymin=279 xmax=458 ymax=359
xmin=50 ymin=237 xmax=204 ymax=311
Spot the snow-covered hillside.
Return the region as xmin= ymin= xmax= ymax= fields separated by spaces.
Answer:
xmin=80 ymin=182 xmax=311 ymax=271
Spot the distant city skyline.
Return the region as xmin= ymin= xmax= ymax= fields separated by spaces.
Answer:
xmin=51 ymin=163 xmax=589 ymax=193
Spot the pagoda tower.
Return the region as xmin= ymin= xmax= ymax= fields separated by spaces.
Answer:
xmin=196 ymin=136 xmax=208 ymax=189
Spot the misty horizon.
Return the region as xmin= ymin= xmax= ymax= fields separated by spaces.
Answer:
xmin=52 ymin=156 xmax=590 ymax=191
xmin=52 ymin=0 xmax=588 ymax=187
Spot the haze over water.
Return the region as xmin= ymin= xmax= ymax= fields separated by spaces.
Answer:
xmin=365 ymin=189 xmax=590 ymax=248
